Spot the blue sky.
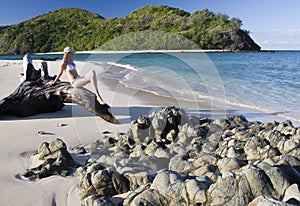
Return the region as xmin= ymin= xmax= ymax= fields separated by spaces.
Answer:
xmin=1 ymin=0 xmax=300 ymax=50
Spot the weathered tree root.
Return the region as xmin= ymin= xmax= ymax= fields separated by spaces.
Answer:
xmin=0 ymin=63 xmax=118 ymax=124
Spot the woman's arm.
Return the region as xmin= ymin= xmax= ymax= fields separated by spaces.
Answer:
xmin=46 ymin=62 xmax=65 ymax=86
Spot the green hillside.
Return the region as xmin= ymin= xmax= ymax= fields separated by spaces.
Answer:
xmin=0 ymin=6 xmax=261 ymax=54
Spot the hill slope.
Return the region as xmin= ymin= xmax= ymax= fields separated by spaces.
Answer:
xmin=0 ymin=6 xmax=261 ymax=54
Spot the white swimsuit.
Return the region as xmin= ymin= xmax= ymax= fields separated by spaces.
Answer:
xmin=65 ymin=63 xmax=82 ymax=85
xmin=66 ymin=63 xmax=76 ymax=71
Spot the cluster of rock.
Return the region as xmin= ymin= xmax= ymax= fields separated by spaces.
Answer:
xmin=22 ymin=138 xmax=79 ymax=179
xmin=76 ymin=106 xmax=300 ymax=205
xmin=22 ymin=106 xmax=300 ymax=205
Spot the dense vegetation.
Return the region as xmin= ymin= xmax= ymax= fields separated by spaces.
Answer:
xmin=0 ymin=6 xmax=261 ymax=54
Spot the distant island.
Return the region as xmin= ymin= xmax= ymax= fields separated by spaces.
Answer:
xmin=0 ymin=5 xmax=261 ymax=55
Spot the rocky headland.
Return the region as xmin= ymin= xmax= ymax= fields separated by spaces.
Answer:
xmin=22 ymin=106 xmax=300 ymax=205
xmin=0 ymin=6 xmax=260 ymax=55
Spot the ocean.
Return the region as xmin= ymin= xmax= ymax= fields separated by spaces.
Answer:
xmin=1 ymin=51 xmax=300 ymax=122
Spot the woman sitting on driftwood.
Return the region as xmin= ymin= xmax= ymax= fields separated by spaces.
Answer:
xmin=46 ymin=46 xmax=109 ymax=107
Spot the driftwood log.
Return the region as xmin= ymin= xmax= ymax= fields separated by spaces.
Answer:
xmin=0 ymin=63 xmax=118 ymax=124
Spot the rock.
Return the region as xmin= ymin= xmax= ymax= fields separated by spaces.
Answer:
xmin=170 ymin=142 xmax=187 ymax=155
xmin=217 ymin=157 xmax=246 ymax=174
xmin=37 ymin=107 xmax=300 ymax=205
xmin=212 ymin=118 xmax=231 ymax=130
xmin=192 ymin=164 xmax=218 ymax=177
xmin=22 ymin=138 xmax=79 ymax=179
xmin=113 ymin=157 xmax=158 ymax=174
xmin=48 ymin=138 xmax=67 ymax=152
xmin=79 ymin=166 xmax=130 ymax=200
xmin=115 ymin=133 xmax=136 ymax=154
xmin=144 ymin=140 xmax=159 ymax=156
xmin=195 ymin=175 xmax=214 ymax=188
xmin=124 ymin=187 xmax=161 ymax=206
xmin=192 ymin=152 xmax=220 ymax=168
xmin=264 ymin=166 xmax=291 ymax=198
xmin=284 ymin=135 xmax=300 ymax=157
xmin=244 ymin=136 xmax=279 ymax=161
xmin=123 ymin=183 xmax=161 ymax=206
xmin=263 ymin=130 xmax=287 ymax=153
xmin=91 ymin=170 xmax=116 ymax=196
xmin=202 ymin=140 xmax=221 ymax=154
xmin=36 ymin=142 xmax=51 ymax=159
xmin=199 ymin=117 xmax=211 ymax=125
xmin=125 ymin=172 xmax=153 ymax=191
xmin=89 ymin=140 xmax=109 ymax=155
xmin=154 ymin=147 xmax=171 ymax=158
xmin=147 ymin=169 xmax=213 ymax=205
xmin=242 ymin=166 xmax=275 ymax=198
xmin=216 ymin=143 xmax=246 ymax=160
xmin=151 ymin=111 xmax=167 ymax=137
xmin=275 ymin=120 xmax=295 ymax=135
xmin=166 ymin=129 xmax=178 ymax=142
xmin=207 ymin=172 xmax=254 ymax=205
xmin=176 ymin=131 xmax=190 ymax=146
xmin=275 ymin=160 xmax=300 ymax=186
xmin=136 ymin=115 xmax=151 ymax=129
xmin=102 ymin=152 xmax=130 ymax=168
xmin=208 ymin=174 xmax=239 ymax=205
xmin=169 ymin=154 xmax=194 ymax=173
xmin=111 ymin=172 xmax=131 ymax=194
xmin=77 ymin=159 xmax=130 ymax=201
xmin=73 ymin=146 xmax=87 ymax=154
xmin=230 ymin=174 xmax=254 ymax=205
xmin=283 ymin=184 xmax=300 ymax=204
xmin=181 ymin=179 xmax=207 ymax=204
xmin=81 ymin=194 xmax=115 ymax=206
xmin=130 ymin=119 xmax=152 ymax=143
xmin=129 ymin=144 xmax=145 ymax=157
xmin=102 ymin=135 xmax=118 ymax=149
xmin=86 ymin=162 xmax=106 ymax=174
xmin=248 ymin=196 xmax=292 ymax=206
xmin=278 ymin=155 xmax=300 ymax=167
xmin=150 ymin=170 xmax=184 ymax=205
xmin=138 ymin=155 xmax=169 ymax=171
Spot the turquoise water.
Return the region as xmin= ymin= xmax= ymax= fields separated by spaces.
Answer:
xmin=209 ymin=51 xmax=300 ymax=121
xmin=88 ymin=51 xmax=300 ymax=122
xmin=2 ymin=51 xmax=300 ymax=121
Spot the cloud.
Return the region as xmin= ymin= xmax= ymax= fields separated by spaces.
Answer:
xmin=251 ymin=30 xmax=300 ymax=50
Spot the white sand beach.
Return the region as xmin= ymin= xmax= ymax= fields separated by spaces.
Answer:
xmin=0 ymin=60 xmax=129 ymax=205
xmin=0 ymin=59 xmax=298 ymax=205
xmin=0 ymin=59 xmax=190 ymax=205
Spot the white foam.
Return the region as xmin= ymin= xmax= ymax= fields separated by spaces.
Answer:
xmin=107 ymin=62 xmax=138 ymax=71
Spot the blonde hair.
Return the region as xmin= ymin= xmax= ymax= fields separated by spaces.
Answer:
xmin=62 ymin=52 xmax=74 ymax=64
xmin=62 ymin=52 xmax=68 ymax=63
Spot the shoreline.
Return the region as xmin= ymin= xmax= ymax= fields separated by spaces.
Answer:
xmin=102 ymin=76 xmax=300 ymax=125
xmin=0 ymin=59 xmax=299 ymax=126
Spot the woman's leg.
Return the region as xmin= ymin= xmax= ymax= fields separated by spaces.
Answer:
xmin=73 ymin=70 xmax=106 ymax=105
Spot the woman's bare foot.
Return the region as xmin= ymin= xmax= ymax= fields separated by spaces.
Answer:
xmin=96 ymin=96 xmax=110 ymax=107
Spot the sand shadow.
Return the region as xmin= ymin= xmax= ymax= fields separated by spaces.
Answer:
xmin=0 ymin=105 xmax=163 ymax=122
xmin=0 ymin=104 xmax=99 ymax=121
